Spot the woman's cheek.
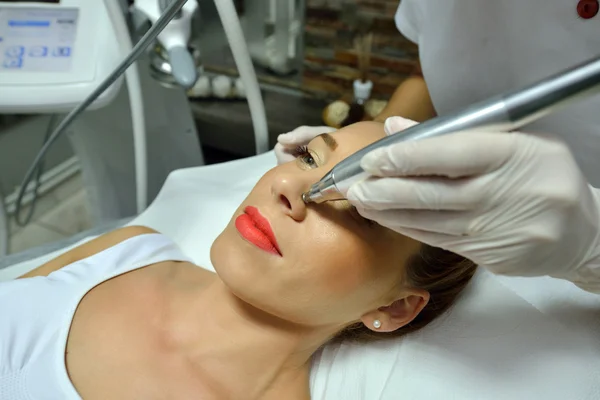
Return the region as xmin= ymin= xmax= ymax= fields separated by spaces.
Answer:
xmin=320 ymin=258 xmax=372 ymax=296
xmin=305 ymin=227 xmax=375 ymax=295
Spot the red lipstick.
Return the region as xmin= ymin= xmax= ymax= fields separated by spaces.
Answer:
xmin=235 ymin=206 xmax=282 ymax=256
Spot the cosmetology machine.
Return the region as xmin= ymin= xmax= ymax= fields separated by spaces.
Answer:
xmin=0 ymin=0 xmax=269 ymax=254
xmin=243 ymin=0 xmax=303 ymax=75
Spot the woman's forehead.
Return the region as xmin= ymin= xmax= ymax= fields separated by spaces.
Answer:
xmin=331 ymin=122 xmax=386 ymax=150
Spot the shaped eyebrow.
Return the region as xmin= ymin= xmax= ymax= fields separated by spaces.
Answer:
xmin=317 ymin=133 xmax=338 ymax=151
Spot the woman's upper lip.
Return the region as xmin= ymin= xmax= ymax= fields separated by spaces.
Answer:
xmin=244 ymin=206 xmax=281 ymax=254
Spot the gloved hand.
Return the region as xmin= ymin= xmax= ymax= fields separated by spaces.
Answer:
xmin=348 ymin=116 xmax=600 ymax=292
xmin=275 ymin=126 xmax=336 ymax=164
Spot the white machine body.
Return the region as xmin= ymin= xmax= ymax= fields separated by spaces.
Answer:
xmin=0 ymin=0 xmax=123 ymax=113
xmin=135 ymin=0 xmax=197 ymax=51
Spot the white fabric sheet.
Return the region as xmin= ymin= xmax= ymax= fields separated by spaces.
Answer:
xmin=2 ymin=151 xmax=599 ymax=399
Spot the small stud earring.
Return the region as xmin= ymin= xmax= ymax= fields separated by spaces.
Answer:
xmin=373 ymin=320 xmax=382 ymax=329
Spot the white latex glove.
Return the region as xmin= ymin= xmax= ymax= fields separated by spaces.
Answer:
xmin=348 ymin=116 xmax=600 ymax=292
xmin=275 ymin=126 xmax=337 ymax=164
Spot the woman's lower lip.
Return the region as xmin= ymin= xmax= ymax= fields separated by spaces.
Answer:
xmin=235 ymin=214 xmax=282 ymax=256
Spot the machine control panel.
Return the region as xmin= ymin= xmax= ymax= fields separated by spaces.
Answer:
xmin=0 ymin=7 xmax=78 ymax=72
xmin=0 ymin=0 xmax=123 ymax=112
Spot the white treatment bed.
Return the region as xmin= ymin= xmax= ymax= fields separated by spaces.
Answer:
xmin=1 ymin=151 xmax=599 ymax=399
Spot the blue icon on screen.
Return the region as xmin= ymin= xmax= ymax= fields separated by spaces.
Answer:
xmin=29 ymin=46 xmax=48 ymax=58
xmin=3 ymin=58 xmax=23 ymax=69
xmin=52 ymin=46 xmax=71 ymax=57
xmin=5 ymin=46 xmax=25 ymax=58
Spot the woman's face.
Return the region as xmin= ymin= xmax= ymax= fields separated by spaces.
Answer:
xmin=211 ymin=122 xmax=423 ymax=330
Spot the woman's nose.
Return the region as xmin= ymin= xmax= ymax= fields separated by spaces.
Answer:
xmin=271 ymin=173 xmax=308 ymax=221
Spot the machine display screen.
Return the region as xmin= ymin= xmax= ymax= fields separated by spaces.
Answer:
xmin=0 ymin=7 xmax=78 ymax=72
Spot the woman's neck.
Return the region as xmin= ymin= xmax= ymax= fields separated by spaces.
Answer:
xmin=164 ymin=276 xmax=333 ymax=399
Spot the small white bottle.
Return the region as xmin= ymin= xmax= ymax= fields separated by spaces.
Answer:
xmin=188 ymin=75 xmax=212 ymax=98
xmin=212 ymin=75 xmax=232 ymax=99
xmin=234 ymin=77 xmax=246 ymax=99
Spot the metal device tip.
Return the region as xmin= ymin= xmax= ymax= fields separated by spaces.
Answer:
xmin=301 ymin=192 xmax=311 ymax=204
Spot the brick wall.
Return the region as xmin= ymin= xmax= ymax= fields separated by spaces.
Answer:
xmin=302 ymin=0 xmax=418 ymax=100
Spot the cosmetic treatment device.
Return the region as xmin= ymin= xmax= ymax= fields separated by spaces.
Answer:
xmin=302 ymin=54 xmax=600 ymax=204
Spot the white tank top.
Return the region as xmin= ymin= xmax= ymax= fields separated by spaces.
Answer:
xmin=395 ymin=0 xmax=600 ymax=187
xmin=0 ymin=234 xmax=191 ymax=400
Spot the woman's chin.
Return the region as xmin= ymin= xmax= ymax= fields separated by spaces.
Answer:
xmin=210 ymin=231 xmax=263 ymax=295
xmin=210 ymin=227 xmax=314 ymax=326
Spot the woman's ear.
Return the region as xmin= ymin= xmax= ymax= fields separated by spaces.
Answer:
xmin=361 ymin=289 xmax=430 ymax=333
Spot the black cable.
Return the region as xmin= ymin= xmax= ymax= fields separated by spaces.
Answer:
xmin=14 ymin=115 xmax=58 ymax=227
xmin=14 ymin=0 xmax=189 ymax=225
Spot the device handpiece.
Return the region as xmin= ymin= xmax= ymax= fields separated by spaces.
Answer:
xmin=302 ymin=54 xmax=600 ymax=204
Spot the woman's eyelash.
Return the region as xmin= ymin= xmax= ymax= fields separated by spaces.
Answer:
xmin=291 ymin=145 xmax=309 ymax=158
xmin=292 ymin=145 xmax=318 ymax=168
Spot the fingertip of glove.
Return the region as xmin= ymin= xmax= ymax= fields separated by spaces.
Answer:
xmin=277 ymin=133 xmax=294 ymax=144
xmin=383 ymin=118 xmax=396 ymax=136
xmin=360 ymin=150 xmax=385 ymax=174
xmin=346 ymin=185 xmax=362 ymax=205
xmin=384 ymin=116 xmax=419 ymax=136
xmin=348 ymin=184 xmax=378 ymax=211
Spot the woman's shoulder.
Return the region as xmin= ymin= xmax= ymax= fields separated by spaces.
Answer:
xmin=19 ymin=226 xmax=163 ymax=279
